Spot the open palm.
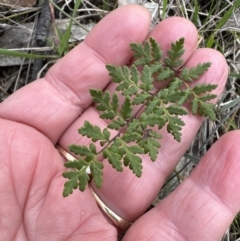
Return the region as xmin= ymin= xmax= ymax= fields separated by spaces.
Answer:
xmin=1 ymin=5 xmax=240 ymax=241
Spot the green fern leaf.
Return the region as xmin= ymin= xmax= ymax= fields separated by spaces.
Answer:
xmin=153 ymin=107 xmax=165 ymax=116
xmin=128 ymin=145 xmax=145 ymax=154
xmin=134 ymin=58 xmax=146 ymax=66
xmin=148 ymin=130 xmax=162 ymax=139
xmin=181 ymin=62 xmax=211 ymax=82
xmin=106 ymin=65 xmax=127 ymax=83
xmin=123 ymin=149 xmax=142 ymax=177
xmin=130 ymin=65 xmax=140 ymax=84
xmin=166 ymin=105 xmax=188 ymax=115
xmin=108 ymin=65 xmax=140 ymax=96
xmin=120 ymin=96 xmax=132 ymax=120
xmin=122 ymin=86 xmax=139 ymax=96
xmin=100 ymin=111 xmax=116 ymax=120
xmin=191 ymin=97 xmax=199 ymax=115
xmin=158 ymin=88 xmax=192 ymax=105
xmin=191 ymin=97 xmax=216 ymax=120
xmin=62 ymin=168 xmax=90 ymax=196
xmin=90 ymin=89 xmax=121 ymax=120
xmin=146 ymin=139 xmax=159 ymax=161
xmin=132 ymin=91 xmax=151 ymax=105
xmin=78 ymin=169 xmax=91 ymax=191
xmin=107 ymin=117 xmax=125 ymax=130
xmin=157 ymin=67 xmax=175 ymax=81
xmin=164 ymin=38 xmax=184 ymax=67
xmin=176 ymin=90 xmax=192 ymax=105
xmin=116 ymin=81 xmax=129 ymax=91
xmin=122 ymin=132 xmax=141 ymax=143
xmin=69 ymin=144 xmax=96 ymax=159
xmin=192 ymin=83 xmax=218 ymax=95
xmin=166 ymin=116 xmax=185 ymax=142
xmin=91 ymin=161 xmax=104 ymax=189
xmin=149 ymin=37 xmax=162 ymax=61
xmin=168 ymin=77 xmax=183 ymax=91
xmin=198 ymin=102 xmax=216 ymax=121
xmin=62 ymin=172 xmax=78 ymax=197
xmin=125 ymin=119 xmax=142 ymax=133
xmin=140 ymin=112 xmax=166 ymax=128
xmin=138 ymin=130 xmax=161 ymax=161
xmin=167 ymin=123 xmax=182 ymax=142
xmin=103 ymin=128 xmax=110 ymax=140
xmin=130 ymin=41 xmax=152 ymax=64
xmin=103 ymin=146 xmax=123 ymax=171
xmin=140 ymin=65 xmax=154 ymax=91
xmin=79 ymin=121 xmax=110 ymax=142
xmin=130 ymin=41 xmax=146 ymax=57
xmin=199 ymin=94 xmax=217 ymax=102
xmin=145 ymin=97 xmax=160 ymax=114
xmin=90 ymin=89 xmax=109 ymax=111
xmin=111 ymin=93 xmax=119 ymax=112
xmin=64 ymin=158 xmax=88 ymax=170
xmin=148 ymin=62 xmax=163 ymax=74
xmin=89 ymin=143 xmax=97 ymax=153
xmin=157 ymin=88 xmax=169 ymax=100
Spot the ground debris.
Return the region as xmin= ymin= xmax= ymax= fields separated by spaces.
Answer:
xmin=0 ymin=0 xmax=36 ymax=7
xmin=0 ymin=21 xmax=94 ymax=66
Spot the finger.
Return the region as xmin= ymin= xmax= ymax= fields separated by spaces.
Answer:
xmin=0 ymin=118 xmax=117 ymax=240
xmin=123 ymin=131 xmax=240 ymax=241
xmin=58 ymin=16 xmax=228 ymax=223
xmin=0 ymin=5 xmax=150 ymax=143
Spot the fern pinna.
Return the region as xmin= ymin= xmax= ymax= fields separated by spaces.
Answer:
xmin=62 ymin=37 xmax=217 ymax=197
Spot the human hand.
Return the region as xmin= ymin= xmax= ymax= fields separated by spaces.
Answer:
xmin=0 ymin=5 xmax=239 ymax=241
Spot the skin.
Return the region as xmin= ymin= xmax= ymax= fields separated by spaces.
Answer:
xmin=0 ymin=5 xmax=239 ymax=241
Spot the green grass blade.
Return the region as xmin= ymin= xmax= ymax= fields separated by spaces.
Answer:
xmin=57 ymin=0 xmax=82 ymax=56
xmin=162 ymin=0 xmax=168 ymax=19
xmin=207 ymin=0 xmax=240 ymax=47
xmin=50 ymin=0 xmax=88 ymax=32
xmin=215 ymin=0 xmax=240 ymax=29
xmin=229 ymin=72 xmax=240 ymax=78
xmin=0 ymin=48 xmax=57 ymax=59
xmin=191 ymin=0 xmax=199 ymax=25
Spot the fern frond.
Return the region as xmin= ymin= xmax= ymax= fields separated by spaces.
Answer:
xmin=63 ymin=37 xmax=218 ymax=196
